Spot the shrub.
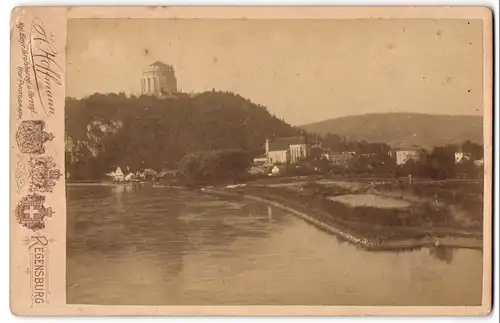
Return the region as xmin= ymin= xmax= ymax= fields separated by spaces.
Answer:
xmin=178 ymin=149 xmax=252 ymax=185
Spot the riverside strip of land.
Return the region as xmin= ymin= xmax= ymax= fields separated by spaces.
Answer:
xmin=200 ymin=176 xmax=483 ymax=250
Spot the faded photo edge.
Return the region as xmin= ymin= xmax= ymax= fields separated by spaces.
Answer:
xmin=10 ymin=5 xmax=494 ymax=316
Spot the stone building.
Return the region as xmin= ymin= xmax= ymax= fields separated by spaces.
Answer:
xmin=141 ymin=61 xmax=177 ymax=97
xmin=389 ymin=148 xmax=422 ymax=165
xmin=265 ymin=136 xmax=309 ymax=165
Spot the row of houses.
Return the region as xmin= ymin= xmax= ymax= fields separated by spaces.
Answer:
xmin=254 ymin=136 xmax=483 ymax=168
xmin=106 ymin=166 xmax=180 ymax=182
xmin=322 ymin=148 xmax=423 ymax=166
xmin=255 ymin=135 xmax=421 ymax=167
xmin=389 ymin=148 xmax=484 ymax=166
xmin=388 ymin=148 xmax=483 ymax=166
xmin=106 ymin=138 xmax=483 ymax=181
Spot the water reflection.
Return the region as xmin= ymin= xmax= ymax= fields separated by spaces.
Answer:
xmin=367 ymin=246 xmax=458 ymax=265
xmin=66 ymin=185 xmax=483 ymax=306
xmin=429 ymin=246 xmax=455 ymax=264
xmin=67 ymin=185 xmax=290 ymax=258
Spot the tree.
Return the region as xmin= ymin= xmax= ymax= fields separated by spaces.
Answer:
xmin=425 ymin=147 xmax=455 ymax=180
xmin=321 ymin=133 xmax=343 ymax=151
xmin=462 ymin=140 xmax=483 ymax=160
xmin=309 ymin=147 xmax=324 ymax=161
xmin=371 ymin=153 xmax=396 ymax=175
xmin=178 ymin=149 xmax=252 ymax=185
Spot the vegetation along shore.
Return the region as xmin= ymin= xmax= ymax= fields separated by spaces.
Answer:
xmin=201 ymin=177 xmax=483 ymax=251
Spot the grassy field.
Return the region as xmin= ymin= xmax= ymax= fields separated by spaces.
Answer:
xmin=371 ymin=180 xmax=483 ymax=231
xmin=227 ymin=176 xmax=484 ymax=245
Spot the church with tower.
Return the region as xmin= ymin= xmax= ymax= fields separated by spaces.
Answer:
xmin=141 ymin=61 xmax=178 ymax=97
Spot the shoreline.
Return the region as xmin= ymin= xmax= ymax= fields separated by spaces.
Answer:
xmin=66 ymin=181 xmax=482 ymax=251
xmin=200 ymin=187 xmax=483 ymax=251
xmin=66 ymin=181 xmax=150 ymax=186
xmin=66 ymin=182 xmax=138 ymax=187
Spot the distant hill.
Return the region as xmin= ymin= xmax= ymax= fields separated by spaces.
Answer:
xmin=301 ymin=113 xmax=483 ymax=149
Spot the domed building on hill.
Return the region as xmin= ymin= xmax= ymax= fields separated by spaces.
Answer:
xmin=141 ymin=61 xmax=178 ymax=97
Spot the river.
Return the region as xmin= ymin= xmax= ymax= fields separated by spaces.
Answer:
xmin=66 ymin=184 xmax=483 ymax=306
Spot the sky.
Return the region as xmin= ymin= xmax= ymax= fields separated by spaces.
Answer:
xmin=66 ymin=18 xmax=483 ymax=125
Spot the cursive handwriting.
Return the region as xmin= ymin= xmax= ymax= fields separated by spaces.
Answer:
xmin=16 ymin=66 xmax=23 ymax=119
xmin=29 ymin=235 xmax=49 ymax=249
xmin=16 ymin=22 xmax=36 ymax=117
xmin=29 ymin=18 xmax=62 ymax=116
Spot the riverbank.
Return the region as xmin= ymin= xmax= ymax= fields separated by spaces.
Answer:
xmin=201 ymin=185 xmax=483 ymax=251
xmin=65 ymin=178 xmax=483 ymax=250
xmin=67 ymin=182 xmax=125 ymax=186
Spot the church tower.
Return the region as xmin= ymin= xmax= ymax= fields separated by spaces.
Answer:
xmin=141 ymin=61 xmax=178 ymax=97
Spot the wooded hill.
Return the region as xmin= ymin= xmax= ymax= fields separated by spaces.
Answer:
xmin=65 ymin=91 xmax=301 ymax=180
xmin=301 ymin=113 xmax=483 ymax=149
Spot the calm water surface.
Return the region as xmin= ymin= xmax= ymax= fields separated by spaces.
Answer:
xmin=66 ymin=184 xmax=483 ymax=305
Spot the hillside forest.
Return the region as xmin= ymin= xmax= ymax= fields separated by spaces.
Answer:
xmin=65 ymin=91 xmax=484 ymax=182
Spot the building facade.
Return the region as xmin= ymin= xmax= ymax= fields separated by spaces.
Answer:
xmin=265 ymin=136 xmax=308 ymax=165
xmin=325 ymin=151 xmax=355 ymax=165
xmin=141 ymin=61 xmax=178 ymax=97
xmin=454 ymin=151 xmax=471 ymax=164
xmin=267 ymin=149 xmax=289 ymax=164
xmin=110 ymin=166 xmax=124 ymax=181
xmin=394 ymin=149 xmax=421 ymax=165
xmin=289 ymin=143 xmax=308 ymax=163
xmin=253 ymin=156 xmax=268 ymax=165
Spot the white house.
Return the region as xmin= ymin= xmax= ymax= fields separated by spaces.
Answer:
xmin=265 ymin=136 xmax=308 ymax=165
xmin=271 ymin=165 xmax=283 ymax=176
xmin=253 ymin=156 xmax=268 ymax=165
xmin=455 ymin=152 xmax=471 ymax=164
xmin=110 ymin=166 xmax=125 ymax=181
xmin=390 ymin=148 xmax=422 ymax=165
xmin=124 ymin=172 xmax=136 ymax=181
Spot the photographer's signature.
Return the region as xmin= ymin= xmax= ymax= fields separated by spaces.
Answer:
xmin=29 ymin=18 xmax=62 ymax=116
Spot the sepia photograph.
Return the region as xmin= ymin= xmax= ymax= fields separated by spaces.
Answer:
xmin=61 ymin=16 xmax=488 ymax=307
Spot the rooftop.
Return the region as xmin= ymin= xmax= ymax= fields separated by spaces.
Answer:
xmin=268 ymin=136 xmax=306 ymax=151
xmin=390 ymin=146 xmax=421 ymax=152
xmin=144 ymin=61 xmax=174 ymax=71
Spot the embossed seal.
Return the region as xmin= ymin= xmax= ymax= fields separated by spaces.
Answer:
xmin=16 ymin=120 xmax=54 ymax=154
xmin=15 ymin=194 xmax=53 ymax=231
xmin=29 ymin=156 xmax=61 ymax=193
